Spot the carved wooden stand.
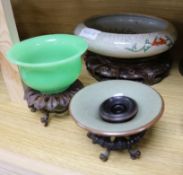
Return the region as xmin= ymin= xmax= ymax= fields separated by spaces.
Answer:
xmin=87 ymin=130 xmax=146 ymax=161
xmin=85 ymin=51 xmax=171 ymax=85
xmin=24 ymin=80 xmax=83 ymax=126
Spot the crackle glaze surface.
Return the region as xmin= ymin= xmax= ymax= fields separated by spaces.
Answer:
xmin=74 ymin=14 xmax=177 ymax=59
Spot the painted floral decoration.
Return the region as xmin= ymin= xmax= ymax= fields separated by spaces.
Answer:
xmin=126 ymin=35 xmax=174 ymax=52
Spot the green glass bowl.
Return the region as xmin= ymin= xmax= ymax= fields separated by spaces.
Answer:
xmin=6 ymin=34 xmax=88 ymax=94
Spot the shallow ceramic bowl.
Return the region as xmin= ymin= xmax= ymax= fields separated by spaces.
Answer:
xmin=7 ymin=34 xmax=88 ymax=94
xmin=74 ymin=13 xmax=177 ymax=59
xmin=70 ymin=80 xmax=164 ymax=136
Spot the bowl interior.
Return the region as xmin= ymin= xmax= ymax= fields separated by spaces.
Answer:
xmin=85 ymin=14 xmax=168 ymax=34
xmin=7 ymin=34 xmax=87 ymax=66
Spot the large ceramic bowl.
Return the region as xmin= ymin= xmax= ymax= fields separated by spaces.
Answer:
xmin=74 ymin=13 xmax=177 ymax=59
xmin=7 ymin=34 xmax=88 ymax=94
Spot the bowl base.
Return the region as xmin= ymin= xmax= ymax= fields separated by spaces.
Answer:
xmin=85 ymin=51 xmax=172 ymax=85
xmin=87 ymin=130 xmax=146 ymax=161
xmin=24 ymin=80 xmax=83 ymax=127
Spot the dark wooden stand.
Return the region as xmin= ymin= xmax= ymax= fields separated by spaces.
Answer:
xmin=24 ymin=80 xmax=83 ymax=126
xmin=85 ymin=51 xmax=171 ymax=85
xmin=87 ymin=130 xmax=146 ymax=161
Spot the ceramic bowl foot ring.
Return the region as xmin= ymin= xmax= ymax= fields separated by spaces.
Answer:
xmin=24 ymin=80 xmax=83 ymax=127
xmin=85 ymin=51 xmax=171 ymax=85
xmin=87 ymin=131 xmax=146 ymax=161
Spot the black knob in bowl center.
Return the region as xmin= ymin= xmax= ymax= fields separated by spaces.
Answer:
xmin=111 ymin=104 xmax=127 ymax=114
xmin=99 ymin=96 xmax=138 ymax=123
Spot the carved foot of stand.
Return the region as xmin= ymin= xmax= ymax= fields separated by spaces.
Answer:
xmin=100 ymin=148 xmax=111 ymax=161
xmin=99 ymin=147 xmax=141 ymax=161
xmin=87 ymin=131 xmax=146 ymax=161
xmin=128 ymin=148 xmax=141 ymax=159
xmin=41 ymin=112 xmax=49 ymax=127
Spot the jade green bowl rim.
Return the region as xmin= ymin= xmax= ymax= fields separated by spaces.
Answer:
xmin=6 ymin=34 xmax=88 ymax=68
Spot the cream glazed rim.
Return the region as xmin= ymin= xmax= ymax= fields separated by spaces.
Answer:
xmin=74 ymin=13 xmax=177 ymax=59
xmin=69 ymin=80 xmax=164 ymax=136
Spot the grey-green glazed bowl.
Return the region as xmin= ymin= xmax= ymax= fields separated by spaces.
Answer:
xmin=70 ymin=80 xmax=164 ymax=136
